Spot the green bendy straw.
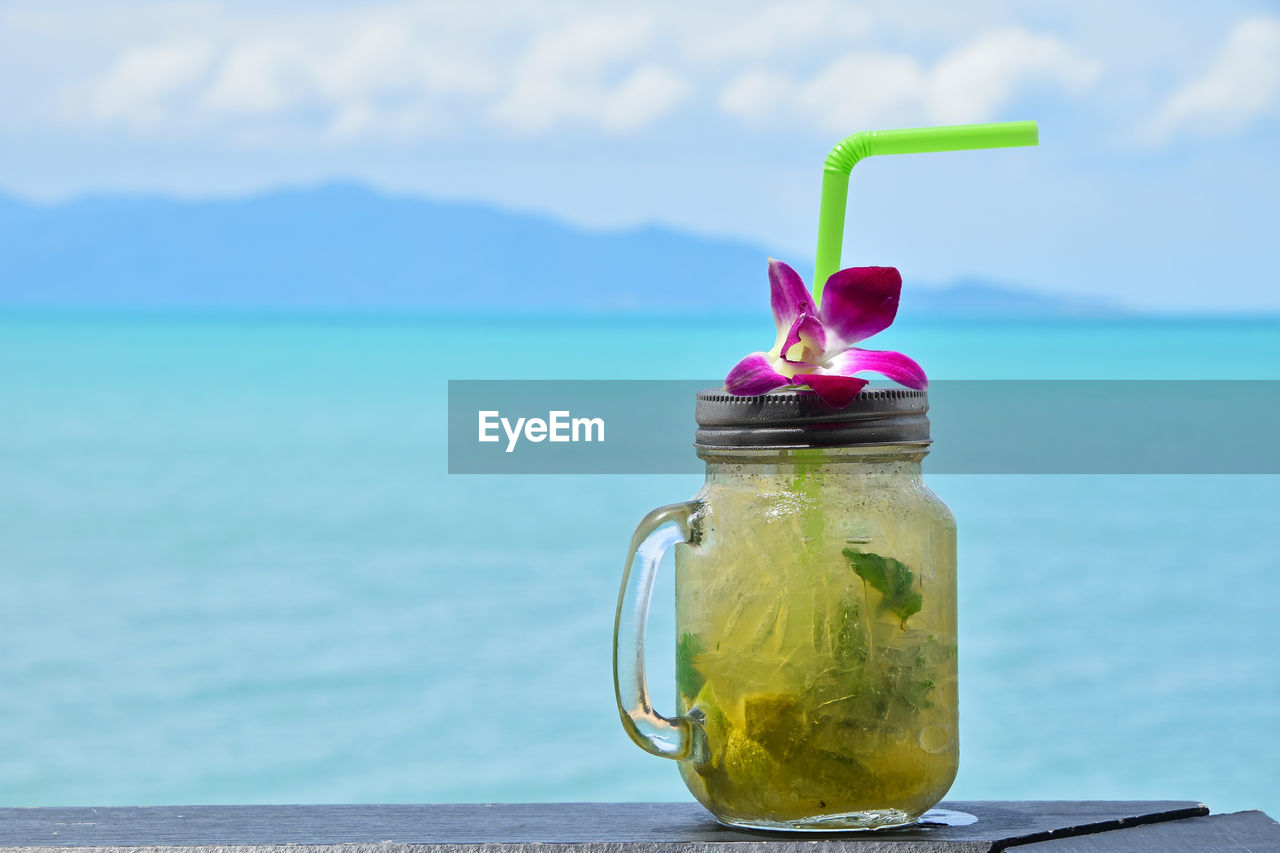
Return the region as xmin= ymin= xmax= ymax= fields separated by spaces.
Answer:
xmin=812 ymin=120 xmax=1039 ymax=304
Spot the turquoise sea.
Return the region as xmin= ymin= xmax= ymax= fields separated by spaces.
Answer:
xmin=1 ymin=313 xmax=1278 ymax=816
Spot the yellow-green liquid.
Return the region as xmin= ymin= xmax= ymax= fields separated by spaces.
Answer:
xmin=674 ymin=453 xmax=957 ymax=830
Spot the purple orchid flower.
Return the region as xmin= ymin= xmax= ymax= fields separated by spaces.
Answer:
xmin=724 ymin=259 xmax=927 ymax=408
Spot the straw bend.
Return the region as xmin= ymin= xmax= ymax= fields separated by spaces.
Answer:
xmin=813 ymin=120 xmax=1039 ymax=303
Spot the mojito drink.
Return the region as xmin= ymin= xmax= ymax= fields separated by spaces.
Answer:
xmin=674 ymin=448 xmax=957 ymax=830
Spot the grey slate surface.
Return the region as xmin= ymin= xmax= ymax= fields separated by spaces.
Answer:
xmin=0 ymin=801 xmax=1210 ymax=852
xmin=1009 ymin=810 xmax=1280 ymax=851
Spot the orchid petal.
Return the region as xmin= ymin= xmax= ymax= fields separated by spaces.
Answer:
xmin=819 ymin=266 xmax=902 ymax=345
xmin=769 ymin=258 xmax=817 ymax=334
xmin=824 ymin=347 xmax=928 ymax=389
xmin=780 ymin=313 xmax=827 ymax=363
xmin=725 ymin=351 xmax=792 ymax=396
xmin=794 ymin=373 xmax=869 ymax=408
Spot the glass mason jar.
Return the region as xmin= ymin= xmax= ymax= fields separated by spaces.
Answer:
xmin=614 ymin=388 xmax=957 ymax=831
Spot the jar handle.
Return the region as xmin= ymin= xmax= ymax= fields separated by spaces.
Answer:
xmin=613 ymin=501 xmax=705 ymax=762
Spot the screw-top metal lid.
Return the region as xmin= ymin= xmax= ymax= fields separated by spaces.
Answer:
xmin=694 ymin=387 xmax=929 ymax=449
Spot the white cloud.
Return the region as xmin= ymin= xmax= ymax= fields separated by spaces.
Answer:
xmin=203 ymin=39 xmax=311 ymax=116
xmin=89 ymin=40 xmax=216 ymax=129
xmin=71 ymin=4 xmax=691 ymax=141
xmin=926 ymin=28 xmax=1102 ymax=124
xmin=1150 ymin=17 xmax=1280 ymax=142
xmin=799 ymin=53 xmax=928 ymax=130
xmin=67 ymin=4 xmax=1100 ymax=145
xmin=487 ymin=13 xmax=689 ymax=134
xmin=719 ymin=69 xmax=792 ymax=125
xmin=718 ymin=26 xmax=1100 ymax=131
xmin=595 ymin=66 xmax=691 ymax=133
xmin=193 ymin=12 xmax=504 ymax=139
xmin=326 ymin=101 xmax=441 ymax=143
xmin=684 ymin=0 xmax=872 ymax=65
xmin=35 ymin=0 xmax=1280 ymax=153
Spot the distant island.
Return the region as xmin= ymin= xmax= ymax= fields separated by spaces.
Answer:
xmin=0 ymin=184 xmax=1122 ymax=318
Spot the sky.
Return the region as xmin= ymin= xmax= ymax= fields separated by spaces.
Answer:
xmin=0 ymin=0 xmax=1278 ymax=310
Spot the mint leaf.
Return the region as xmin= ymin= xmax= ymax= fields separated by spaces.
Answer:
xmin=843 ymin=548 xmax=923 ymax=628
xmin=677 ymin=632 xmax=705 ymax=699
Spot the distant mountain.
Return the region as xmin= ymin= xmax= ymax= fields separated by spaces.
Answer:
xmin=0 ymin=184 xmax=1120 ymax=317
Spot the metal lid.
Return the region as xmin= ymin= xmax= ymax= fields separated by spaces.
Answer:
xmin=694 ymin=386 xmax=930 ymax=449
